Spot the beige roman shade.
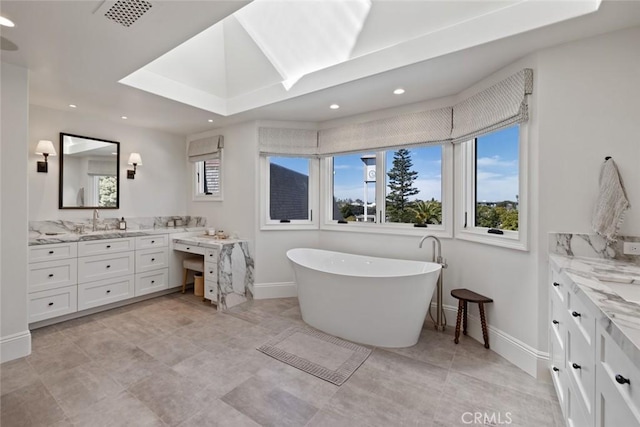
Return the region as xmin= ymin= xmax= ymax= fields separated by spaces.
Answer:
xmin=318 ymin=107 xmax=452 ymax=156
xmin=188 ymin=135 xmax=224 ymax=162
xmin=451 ymin=68 xmax=533 ymax=143
xmin=258 ymin=127 xmax=318 ymax=156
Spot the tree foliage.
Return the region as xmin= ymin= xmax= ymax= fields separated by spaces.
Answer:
xmin=99 ymin=176 xmax=117 ymax=207
xmin=386 ymin=149 xmax=419 ymax=223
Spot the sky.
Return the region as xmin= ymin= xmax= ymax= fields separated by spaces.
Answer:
xmin=270 ymin=125 xmax=519 ymax=204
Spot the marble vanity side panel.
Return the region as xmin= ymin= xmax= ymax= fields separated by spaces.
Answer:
xmin=549 ymin=233 xmax=640 ymax=265
xmin=217 ymin=242 xmax=254 ymax=310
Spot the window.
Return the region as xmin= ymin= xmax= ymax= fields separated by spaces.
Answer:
xmin=324 ymin=144 xmax=452 ymax=236
xmin=194 ymin=156 xmax=222 ymax=201
xmin=459 ymin=125 xmax=527 ymax=250
xmin=91 ymin=175 xmax=117 ymax=207
xmin=260 ymin=156 xmax=318 ymax=229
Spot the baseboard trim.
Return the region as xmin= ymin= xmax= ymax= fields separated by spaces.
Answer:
xmin=1 ymin=330 xmax=32 ymax=363
xmin=438 ymin=303 xmax=549 ymax=379
xmin=253 ymin=282 xmax=297 ymax=299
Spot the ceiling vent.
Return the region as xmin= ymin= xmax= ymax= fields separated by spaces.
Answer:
xmin=104 ymin=0 xmax=153 ymax=27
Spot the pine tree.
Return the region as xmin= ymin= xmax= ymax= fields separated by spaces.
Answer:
xmin=386 ymin=149 xmax=419 ymax=222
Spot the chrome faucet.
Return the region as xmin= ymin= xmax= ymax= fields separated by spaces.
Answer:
xmin=418 ymin=235 xmax=447 ymax=268
xmin=92 ymin=209 xmax=100 ymax=232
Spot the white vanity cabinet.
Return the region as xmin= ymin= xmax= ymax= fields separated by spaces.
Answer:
xmin=550 ymin=261 xmax=640 ymax=427
xmin=203 ymin=248 xmax=219 ymax=304
xmin=134 ymin=235 xmax=169 ymax=296
xmin=28 ymin=242 xmax=79 ymax=322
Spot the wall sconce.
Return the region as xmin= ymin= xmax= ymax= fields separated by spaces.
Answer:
xmin=35 ymin=140 xmax=57 ymax=173
xmin=127 ymin=153 xmax=142 ymax=179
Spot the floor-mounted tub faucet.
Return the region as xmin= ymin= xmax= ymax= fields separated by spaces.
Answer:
xmin=92 ymin=209 xmax=100 ymax=232
xmin=419 ymin=234 xmax=447 ymax=331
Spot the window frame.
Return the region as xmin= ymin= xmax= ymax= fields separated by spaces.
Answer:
xmin=456 ymin=124 xmax=528 ymax=251
xmin=192 ymin=153 xmax=223 ymax=202
xmin=260 ymin=155 xmax=319 ymax=230
xmin=320 ymin=143 xmax=453 ymax=238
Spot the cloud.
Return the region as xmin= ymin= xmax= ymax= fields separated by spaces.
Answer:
xmin=477 ymin=156 xmax=517 ymax=169
xmin=334 ymin=164 xmax=354 ymax=170
xmin=476 ymin=174 xmax=518 ymax=202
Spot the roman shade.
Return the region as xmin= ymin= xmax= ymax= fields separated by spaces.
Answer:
xmin=188 ymin=135 xmax=224 ymax=162
xmin=259 ymin=127 xmax=318 ymax=156
xmin=87 ymin=160 xmax=116 ymax=176
xmin=451 ymin=68 xmax=533 ymax=143
xmin=318 ymin=107 xmax=452 ymax=155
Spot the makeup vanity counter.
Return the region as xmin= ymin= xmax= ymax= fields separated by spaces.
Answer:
xmin=548 ymin=254 xmax=640 ymax=427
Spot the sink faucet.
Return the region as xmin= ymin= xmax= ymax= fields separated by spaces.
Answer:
xmin=92 ymin=209 xmax=99 ymax=232
xmin=419 ymin=235 xmax=447 ymax=268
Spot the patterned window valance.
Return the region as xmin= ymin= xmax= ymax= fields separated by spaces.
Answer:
xmin=259 ymin=127 xmax=318 ymax=156
xmin=188 ymin=135 xmax=224 ymax=162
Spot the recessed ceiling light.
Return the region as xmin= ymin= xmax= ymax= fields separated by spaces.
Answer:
xmin=208 ymin=119 xmax=214 ymax=123
xmin=330 ymin=104 xmax=340 ymax=110
xmin=393 ymin=88 xmax=405 ymax=95
xmin=69 ymin=104 xmax=77 ymax=108
xmin=0 ymin=16 xmax=15 ymax=28
xmin=121 ymin=116 xmax=128 ymax=120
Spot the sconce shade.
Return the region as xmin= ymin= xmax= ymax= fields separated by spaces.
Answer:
xmin=35 ymin=140 xmax=57 ymax=156
xmin=128 ymin=153 xmax=142 ymax=165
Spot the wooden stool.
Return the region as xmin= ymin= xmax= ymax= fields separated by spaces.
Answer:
xmin=451 ymin=288 xmax=493 ymax=349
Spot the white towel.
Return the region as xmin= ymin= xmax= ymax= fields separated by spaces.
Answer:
xmin=592 ymin=158 xmax=630 ymax=242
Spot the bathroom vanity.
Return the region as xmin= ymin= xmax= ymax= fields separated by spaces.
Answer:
xmin=549 ymin=253 xmax=640 ymax=427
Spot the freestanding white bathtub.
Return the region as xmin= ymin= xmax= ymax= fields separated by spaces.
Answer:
xmin=287 ymin=248 xmax=442 ymax=348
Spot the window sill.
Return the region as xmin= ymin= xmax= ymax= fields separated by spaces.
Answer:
xmin=456 ymin=229 xmax=527 ymax=251
xmin=260 ymin=223 xmax=318 ymax=231
xmin=321 ymin=222 xmax=452 ymax=238
xmin=192 ymin=195 xmax=223 ymax=202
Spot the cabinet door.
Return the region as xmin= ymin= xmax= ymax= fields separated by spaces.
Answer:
xmin=29 ymin=285 xmax=77 ymax=323
xmin=29 ymin=258 xmax=77 ymax=293
xmin=29 ymin=242 xmax=77 ymax=263
xmin=135 ymin=269 xmax=168 ymax=296
xmin=596 ymin=367 xmax=640 ymax=427
xmin=77 ymin=275 xmax=134 ymax=311
xmin=78 ymin=251 xmax=135 ymax=283
xmin=135 ymin=234 xmax=168 ymax=250
xmin=135 ymin=247 xmax=169 ymax=273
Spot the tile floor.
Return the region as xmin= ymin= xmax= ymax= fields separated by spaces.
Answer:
xmin=1 ymin=293 xmax=564 ymax=426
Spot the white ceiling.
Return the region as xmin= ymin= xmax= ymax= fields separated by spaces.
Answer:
xmin=2 ymin=0 xmax=640 ymax=136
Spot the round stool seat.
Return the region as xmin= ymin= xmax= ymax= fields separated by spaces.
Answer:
xmin=183 ymin=257 xmax=204 ymax=272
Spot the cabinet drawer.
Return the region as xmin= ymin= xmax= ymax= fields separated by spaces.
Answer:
xmin=205 ymin=248 xmax=219 ymax=262
xmin=204 ymin=284 xmax=218 ymax=302
xmin=597 ymin=326 xmax=640 ymax=418
xmin=77 ymin=275 xmax=134 ymax=311
xmin=135 ymin=247 xmax=169 ymax=273
xmin=135 ymin=269 xmax=168 ymax=296
xmin=567 ymin=290 xmax=595 ymax=347
xmin=205 ymin=262 xmax=218 ymax=283
xmin=551 ymin=269 xmax=568 ymax=305
xmin=567 ymin=385 xmax=592 ymax=427
xmin=28 ymin=285 xmax=77 ymax=323
xmin=29 ymin=243 xmax=77 ymax=263
xmin=29 ymin=258 xmax=77 ymax=293
xmin=550 ymin=327 xmax=567 ymax=414
xmin=135 ymin=234 xmax=168 ymax=250
xmin=78 ymin=251 xmax=134 ymax=283
xmin=567 ymin=325 xmax=595 ymax=416
xmin=173 ymin=242 xmax=205 ymax=255
xmin=78 ymin=238 xmax=135 ymax=257
xmin=550 ymin=286 xmax=567 ymax=349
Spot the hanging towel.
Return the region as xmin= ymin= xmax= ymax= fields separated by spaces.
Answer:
xmin=592 ymin=158 xmax=630 ymax=242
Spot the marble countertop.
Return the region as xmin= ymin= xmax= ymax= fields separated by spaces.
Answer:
xmin=550 ymin=253 xmax=640 ymax=369
xmin=29 ymin=227 xmax=206 ymax=246
xmin=173 ymin=235 xmax=247 ymax=249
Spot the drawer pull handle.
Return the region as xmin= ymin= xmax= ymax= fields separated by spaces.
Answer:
xmin=48 ymin=302 xmax=54 ymax=306
xmin=48 ymin=250 xmax=55 ymax=254
xmin=151 ymin=240 xmax=155 ymax=244
xmin=571 ymin=311 xmax=581 ymax=318
xmin=186 ymin=247 xmax=190 ymax=250
xmin=151 ymin=258 xmax=155 ymax=262
xmin=572 ymin=363 xmax=581 ymax=370
xmin=210 ymin=271 xmax=213 ymax=274
xmin=106 ymin=265 xmax=111 ymax=269
xmin=552 ymin=320 xmax=559 ymax=325
xmin=151 ymin=280 xmax=155 ymax=284
xmin=106 ymin=245 xmax=111 ymax=249
xmin=553 ymin=282 xmax=560 ymax=287
xmin=209 ymin=253 xmax=213 ymax=257
xmin=106 ymin=290 xmax=111 ymax=294
xmin=48 ymin=274 xmax=54 ymax=278
xmin=552 ymin=367 xmax=559 ymax=372
xmin=615 ymin=374 xmax=631 ymax=385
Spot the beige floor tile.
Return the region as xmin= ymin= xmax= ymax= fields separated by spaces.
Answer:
xmin=171 ymin=350 xmax=253 ymax=395
xmin=25 ymin=341 xmax=90 ymax=376
xmin=0 ymin=380 xmax=66 ymax=427
xmin=128 ymin=369 xmax=208 ymax=426
xmin=72 ymin=328 xmax=140 ymax=363
xmin=29 ymin=325 xmax=73 ymax=352
xmin=99 ymin=311 xmax=168 ymax=345
xmin=0 ymin=358 xmax=40 ymax=396
xmin=177 ymin=396 xmax=261 ymax=427
xmin=138 ymin=334 xmax=204 ymax=366
xmin=305 ymin=409 xmax=371 ymax=427
xmin=107 ymin=347 xmax=171 ymax=389
xmin=385 ymin=327 xmax=459 ymax=370
xmin=221 ymin=376 xmax=319 ymax=427
xmin=40 ymin=361 xmax=124 ymax=417
xmin=69 ymin=391 xmax=164 ymax=427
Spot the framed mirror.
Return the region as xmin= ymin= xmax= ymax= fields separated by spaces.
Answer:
xmin=59 ymin=133 xmax=120 ymax=209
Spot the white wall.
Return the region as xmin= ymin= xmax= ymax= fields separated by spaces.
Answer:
xmin=1 ymin=62 xmax=31 ymax=362
xmin=29 ymin=105 xmax=189 ymax=221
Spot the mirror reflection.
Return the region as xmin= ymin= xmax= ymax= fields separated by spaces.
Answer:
xmin=59 ymin=133 xmax=120 ymax=209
